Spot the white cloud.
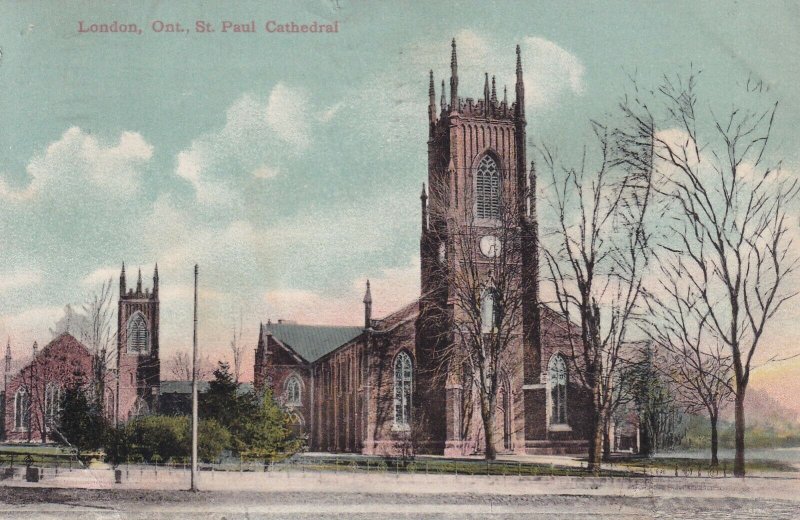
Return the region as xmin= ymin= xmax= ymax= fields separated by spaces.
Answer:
xmin=176 ymin=83 xmax=313 ymax=204
xmin=318 ymin=102 xmax=344 ymax=123
xmin=82 ymin=266 xmax=120 ymax=287
xmin=0 ymin=269 xmax=42 ymax=293
xmin=522 ymin=36 xmax=585 ymax=108
xmin=265 ymin=83 xmax=311 ymax=149
xmin=252 ymin=164 xmax=279 ymax=179
xmin=0 ymin=127 xmax=152 ymax=202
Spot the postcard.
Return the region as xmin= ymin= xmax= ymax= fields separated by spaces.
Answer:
xmin=0 ymin=1 xmax=797 ymax=518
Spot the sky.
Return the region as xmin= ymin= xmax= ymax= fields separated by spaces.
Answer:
xmin=0 ymin=0 xmax=799 ymax=409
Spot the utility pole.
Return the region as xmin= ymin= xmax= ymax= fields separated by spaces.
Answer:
xmin=190 ymin=264 xmax=199 ymax=491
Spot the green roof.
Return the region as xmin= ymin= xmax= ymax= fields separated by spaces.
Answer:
xmin=264 ymin=322 xmax=364 ymax=362
xmin=160 ymin=380 xmax=253 ymax=395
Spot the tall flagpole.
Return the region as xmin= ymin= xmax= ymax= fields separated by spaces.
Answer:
xmin=191 ymin=264 xmax=199 ymax=491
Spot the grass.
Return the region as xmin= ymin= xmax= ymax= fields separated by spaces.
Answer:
xmin=614 ymin=456 xmax=797 ymax=474
xmin=267 ymin=456 xmax=635 ymax=478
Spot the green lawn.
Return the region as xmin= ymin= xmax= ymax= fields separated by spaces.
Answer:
xmin=615 ymin=456 xmax=797 ymax=474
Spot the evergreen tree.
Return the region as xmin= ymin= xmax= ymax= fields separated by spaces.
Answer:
xmin=57 ymin=386 xmax=107 ymax=456
xmin=240 ymin=388 xmax=302 ymax=462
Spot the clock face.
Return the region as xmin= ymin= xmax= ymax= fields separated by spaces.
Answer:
xmin=480 ymin=235 xmax=501 ymax=258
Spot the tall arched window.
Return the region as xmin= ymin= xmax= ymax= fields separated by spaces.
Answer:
xmin=481 ymin=288 xmax=500 ymax=334
xmin=14 ymin=386 xmax=30 ymax=431
xmin=393 ymin=352 xmax=413 ymax=428
xmin=286 ymin=376 xmax=302 ymax=406
xmin=476 ymin=155 xmax=500 ymax=219
xmin=549 ymin=355 xmax=568 ymax=425
xmin=127 ymin=312 xmax=149 ymax=354
xmin=44 ymin=383 xmax=61 ymax=429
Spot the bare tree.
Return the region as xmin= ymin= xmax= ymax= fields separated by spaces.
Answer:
xmin=644 ymin=272 xmax=735 ymax=465
xmin=632 ymin=71 xmax=799 ymax=476
xmin=18 ymin=341 xmax=88 ymax=443
xmin=49 ymin=304 xmax=81 ymax=337
xmin=167 ymin=350 xmax=211 ymax=380
xmin=79 ymin=279 xmax=116 ymax=413
xmin=540 ymin=117 xmax=655 ymax=473
xmin=229 ymin=312 xmax=246 ymax=384
xmin=422 ymin=181 xmax=526 ymax=461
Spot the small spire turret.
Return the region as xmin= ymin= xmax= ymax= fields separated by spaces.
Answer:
xmin=428 ymin=70 xmax=436 ymax=126
xmin=421 ymin=182 xmax=428 ymax=232
xmin=515 ymin=44 xmax=525 ymax=120
xmin=153 ymin=263 xmax=159 ymax=298
xmin=4 ymin=338 xmax=11 ymax=375
xmin=449 ymin=38 xmax=459 ymax=109
xmin=491 ymin=75 xmax=497 ymax=104
xmin=136 ymin=268 xmax=142 ymax=294
xmin=120 ymin=262 xmax=126 ymax=296
xmin=440 ymin=80 xmax=446 ymax=111
xmin=484 ymin=73 xmax=490 ymax=109
xmin=529 ymin=160 xmax=538 ymax=221
xmin=363 ymin=280 xmax=373 ymax=329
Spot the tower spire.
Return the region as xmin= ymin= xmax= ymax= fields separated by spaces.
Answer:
xmin=363 ymin=280 xmax=373 ymax=329
xmin=136 ymin=267 xmax=142 ymax=293
xmin=503 ymin=85 xmax=508 ymax=105
xmin=529 ymin=160 xmax=538 ymax=221
xmin=153 ymin=263 xmax=159 ymax=298
xmin=449 ymin=38 xmax=458 ymax=110
xmin=440 ymin=79 xmax=446 ymax=111
xmin=5 ymin=338 xmax=11 ymax=375
xmin=515 ymin=44 xmax=525 ymax=120
xmin=491 ymin=75 xmax=497 ymax=104
xmin=428 ymin=70 xmax=436 ymax=126
xmin=484 ymin=73 xmax=490 ymax=111
xmin=421 ymin=182 xmax=428 ymax=232
xmin=120 ymin=262 xmax=127 ymax=295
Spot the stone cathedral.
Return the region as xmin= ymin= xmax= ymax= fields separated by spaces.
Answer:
xmin=254 ymin=40 xmax=592 ymax=456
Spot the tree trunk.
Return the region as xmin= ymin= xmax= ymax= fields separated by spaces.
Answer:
xmin=602 ymin=414 xmax=611 ymax=461
xmin=587 ymin=388 xmax=603 ymax=475
xmin=709 ymin=414 xmax=719 ymax=467
xmin=734 ymin=387 xmax=746 ymax=477
xmin=481 ymin=394 xmax=497 ymax=461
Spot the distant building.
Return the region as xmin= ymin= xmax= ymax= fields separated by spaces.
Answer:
xmin=2 ymin=265 xmax=162 ymax=442
xmin=253 ymin=40 xmax=592 ymax=456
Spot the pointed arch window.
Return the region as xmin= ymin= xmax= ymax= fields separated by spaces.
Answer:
xmin=44 ymin=383 xmax=61 ymax=430
xmin=286 ymin=376 xmax=302 ymax=406
xmin=127 ymin=312 xmax=149 ymax=354
xmin=549 ymin=355 xmax=568 ymax=425
xmin=481 ymin=288 xmax=500 ymax=334
xmin=393 ymin=352 xmax=413 ymax=429
xmin=14 ymin=386 xmax=30 ymax=431
xmin=476 ymin=155 xmax=501 ymax=219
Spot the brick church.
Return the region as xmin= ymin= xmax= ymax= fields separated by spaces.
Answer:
xmin=2 ymin=265 xmax=161 ymax=442
xmin=254 ymin=40 xmax=591 ymax=456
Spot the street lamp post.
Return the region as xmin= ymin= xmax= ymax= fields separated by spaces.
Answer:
xmin=190 ymin=264 xmax=199 ymax=491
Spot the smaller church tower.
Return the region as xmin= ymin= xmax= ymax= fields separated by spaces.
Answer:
xmin=116 ymin=263 xmax=160 ymax=422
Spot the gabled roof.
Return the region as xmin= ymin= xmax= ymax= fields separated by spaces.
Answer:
xmin=263 ymin=323 xmax=364 ymax=363
xmin=41 ymin=332 xmax=92 ymax=358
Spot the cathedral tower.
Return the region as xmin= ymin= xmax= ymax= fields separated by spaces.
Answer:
xmin=116 ymin=263 xmax=160 ymax=421
xmin=418 ymin=40 xmax=541 ymax=455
